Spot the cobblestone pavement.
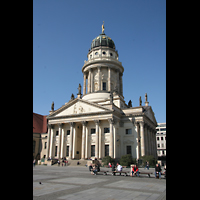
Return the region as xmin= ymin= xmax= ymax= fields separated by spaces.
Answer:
xmin=33 ymin=165 xmax=166 ymax=200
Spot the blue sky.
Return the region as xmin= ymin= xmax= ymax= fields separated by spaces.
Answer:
xmin=33 ymin=0 xmax=166 ymax=123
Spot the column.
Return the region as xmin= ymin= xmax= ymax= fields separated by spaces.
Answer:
xmin=109 ymin=118 xmax=114 ymax=158
xmin=95 ymin=120 xmax=100 ymax=159
xmin=60 ymin=126 xmax=65 ymax=158
xmin=120 ymin=74 xmax=123 ymax=96
xmin=85 ymin=126 xmax=88 ymax=159
xmin=49 ymin=125 xmax=54 ymax=158
xmin=46 ymin=124 xmax=51 ymax=159
xmin=69 ymin=122 xmax=74 ymax=159
xmin=113 ymin=125 xmax=116 ymax=158
xmin=154 ymin=130 xmax=157 ymax=159
xmin=99 ymin=125 xmax=102 ymax=159
xmin=91 ymin=69 xmax=94 ymax=92
xmin=81 ymin=121 xmax=87 ymax=159
xmin=98 ymin=66 xmax=101 ymax=91
xmin=140 ymin=121 xmax=145 ymax=156
xmin=150 ymin=129 xmax=153 ymax=156
xmin=72 ymin=124 xmax=76 ymax=159
xmin=88 ymin=69 xmax=91 ymax=93
xmin=135 ymin=122 xmax=140 ymax=159
xmin=57 ymin=123 xmax=63 ymax=159
xmin=144 ymin=125 xmax=148 ymax=155
xmin=83 ymin=73 xmax=86 ymax=95
xmin=116 ymin=69 xmax=120 ymax=93
xmin=108 ymin=67 xmax=111 ymax=91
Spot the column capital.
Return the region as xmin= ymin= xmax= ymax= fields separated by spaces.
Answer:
xmin=108 ymin=118 xmax=114 ymax=124
xmin=94 ymin=120 xmax=100 ymax=125
xmin=48 ymin=124 xmax=54 ymax=129
xmin=70 ymin=122 xmax=76 ymax=127
xmin=81 ymin=121 xmax=88 ymax=126
xmin=139 ymin=121 xmax=144 ymax=126
xmin=58 ymin=123 xmax=64 ymax=128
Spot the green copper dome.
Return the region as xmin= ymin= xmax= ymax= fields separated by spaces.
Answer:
xmin=90 ymin=33 xmax=115 ymax=50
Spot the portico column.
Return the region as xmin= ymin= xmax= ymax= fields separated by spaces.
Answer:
xmin=144 ymin=125 xmax=148 ymax=155
xmin=49 ymin=125 xmax=54 ymax=158
xmin=69 ymin=122 xmax=75 ymax=159
xmin=135 ymin=122 xmax=140 ymax=159
xmin=83 ymin=73 xmax=86 ymax=95
xmin=85 ymin=126 xmax=88 ymax=159
xmin=57 ymin=123 xmax=63 ymax=159
xmin=95 ymin=120 xmax=100 ymax=159
xmin=109 ymin=118 xmax=114 ymax=158
xmin=140 ymin=121 xmax=145 ymax=156
xmin=99 ymin=126 xmax=102 ymax=159
xmin=46 ymin=124 xmax=51 ymax=159
xmin=60 ymin=126 xmax=65 ymax=158
xmin=150 ymin=129 xmax=153 ymax=156
xmin=81 ymin=121 xmax=87 ymax=159
xmin=154 ymin=130 xmax=157 ymax=159
xmin=72 ymin=123 xmax=76 ymax=159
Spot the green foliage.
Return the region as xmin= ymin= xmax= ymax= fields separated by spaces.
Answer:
xmin=140 ymin=155 xmax=157 ymax=167
xmin=119 ymin=154 xmax=136 ymax=167
xmin=102 ymin=156 xmax=114 ymax=165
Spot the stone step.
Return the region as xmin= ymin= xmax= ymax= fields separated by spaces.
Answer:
xmin=67 ymin=159 xmax=87 ymax=167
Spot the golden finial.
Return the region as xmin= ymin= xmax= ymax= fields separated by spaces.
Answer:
xmin=102 ymin=21 xmax=105 ymax=33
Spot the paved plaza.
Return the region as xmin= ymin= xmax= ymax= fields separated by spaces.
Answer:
xmin=33 ymin=165 xmax=166 ymax=200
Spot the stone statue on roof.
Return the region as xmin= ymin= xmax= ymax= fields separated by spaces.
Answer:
xmin=139 ymin=96 xmax=142 ymax=106
xmin=128 ymin=100 xmax=132 ymax=107
xmin=51 ymin=101 xmax=54 ymax=111
xmin=77 ymin=83 xmax=82 ymax=95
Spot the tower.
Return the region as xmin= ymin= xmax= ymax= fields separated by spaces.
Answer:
xmin=82 ymin=23 xmax=125 ymax=108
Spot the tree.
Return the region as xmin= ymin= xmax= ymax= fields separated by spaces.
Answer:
xmin=140 ymin=155 xmax=156 ymax=167
xmin=102 ymin=156 xmax=114 ymax=166
xmin=120 ymin=154 xmax=136 ymax=167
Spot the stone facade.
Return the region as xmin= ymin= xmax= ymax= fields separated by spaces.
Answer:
xmin=41 ymin=27 xmax=157 ymax=161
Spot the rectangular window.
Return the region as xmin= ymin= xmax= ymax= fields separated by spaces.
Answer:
xmin=161 ymin=137 xmax=163 ymax=140
xmin=67 ymin=130 xmax=70 ymax=135
xmin=103 ymin=82 xmax=106 ymax=90
xmin=91 ymin=128 xmax=96 ymax=134
xmin=55 ymin=146 xmax=58 ymax=156
xmin=66 ymin=146 xmax=69 ymax=157
xmin=126 ymin=129 xmax=132 ymax=135
xmin=127 ymin=145 xmax=132 ymax=155
xmin=158 ymin=144 xmax=160 ymax=148
xmin=104 ymin=127 xmax=110 ymax=133
xmin=56 ymin=131 xmax=59 ymax=136
xmin=91 ymin=145 xmax=95 ymax=157
xmin=44 ymin=142 xmax=47 ymax=149
xmin=105 ymin=145 xmax=109 ymax=156
xmin=157 ymin=137 xmax=159 ymax=140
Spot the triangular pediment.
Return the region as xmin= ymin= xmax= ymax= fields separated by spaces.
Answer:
xmin=48 ymin=99 xmax=111 ymax=118
xmin=144 ymin=106 xmax=157 ymax=125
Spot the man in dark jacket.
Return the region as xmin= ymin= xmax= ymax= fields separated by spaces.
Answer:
xmin=111 ymin=163 xmax=115 ymax=171
xmin=155 ymin=164 xmax=162 ymax=179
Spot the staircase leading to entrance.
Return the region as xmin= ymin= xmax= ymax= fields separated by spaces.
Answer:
xmin=67 ymin=159 xmax=88 ymax=167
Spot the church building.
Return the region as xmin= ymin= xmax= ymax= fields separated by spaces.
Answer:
xmin=42 ymin=24 xmax=157 ymax=161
